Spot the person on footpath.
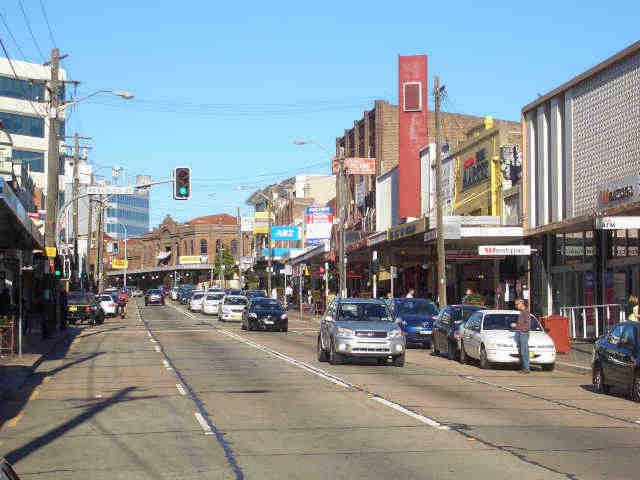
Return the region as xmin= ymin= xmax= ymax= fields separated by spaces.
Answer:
xmin=514 ymin=298 xmax=531 ymax=374
xmin=626 ymin=295 xmax=638 ymax=321
xmin=405 ymin=288 xmax=415 ymax=298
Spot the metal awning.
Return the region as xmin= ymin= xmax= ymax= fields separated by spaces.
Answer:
xmin=0 ymin=179 xmax=42 ymax=250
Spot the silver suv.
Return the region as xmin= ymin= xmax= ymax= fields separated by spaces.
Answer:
xmin=317 ymin=298 xmax=406 ymax=367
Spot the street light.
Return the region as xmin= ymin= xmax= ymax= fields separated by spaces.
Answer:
xmin=57 ymin=90 xmax=134 ymax=113
xmin=294 ymin=139 xmax=346 ymax=297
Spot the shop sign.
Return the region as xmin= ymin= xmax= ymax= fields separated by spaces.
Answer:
xmin=595 ymin=216 xmax=640 ymax=230
xmin=462 ymin=148 xmax=489 ymax=189
xmin=597 ymin=175 xmax=639 ymax=210
xmin=111 ymin=259 xmax=128 ymax=269
xmin=179 ymin=255 xmax=206 ymax=264
xmin=368 ymin=231 xmax=387 ymax=246
xmin=478 ymin=245 xmax=531 ymax=256
xmin=270 ymin=226 xmax=300 ymax=241
xmin=345 ymin=157 xmax=375 ymax=175
xmin=388 ymin=218 xmax=425 ymax=241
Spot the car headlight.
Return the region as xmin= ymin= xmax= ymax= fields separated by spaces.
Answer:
xmin=388 ymin=328 xmax=402 ymax=339
xmin=248 ymin=312 xmax=257 ymax=319
xmin=337 ymin=327 xmax=354 ymax=337
xmin=280 ymin=314 xmax=288 ymax=320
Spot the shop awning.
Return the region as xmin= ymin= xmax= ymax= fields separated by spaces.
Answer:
xmin=0 ymin=179 xmax=43 ymax=250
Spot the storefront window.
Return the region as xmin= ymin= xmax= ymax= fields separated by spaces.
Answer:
xmin=585 ymin=231 xmax=596 ymax=260
xmin=566 ymin=232 xmax=584 ymax=264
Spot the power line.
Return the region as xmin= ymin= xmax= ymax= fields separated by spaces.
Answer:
xmin=17 ymin=0 xmax=45 ymax=61
xmin=38 ymin=0 xmax=56 ymax=47
xmin=0 ymin=11 xmax=28 ymax=60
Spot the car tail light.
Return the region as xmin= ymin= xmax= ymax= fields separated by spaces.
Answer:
xmin=86 ymin=306 xmax=90 ymax=313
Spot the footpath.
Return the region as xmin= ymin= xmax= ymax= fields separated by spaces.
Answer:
xmin=290 ymin=309 xmax=593 ymax=375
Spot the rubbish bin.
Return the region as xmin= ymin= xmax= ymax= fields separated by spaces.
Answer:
xmin=542 ymin=316 xmax=571 ymax=353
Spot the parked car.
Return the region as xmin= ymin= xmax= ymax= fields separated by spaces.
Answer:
xmin=202 ymin=292 xmax=225 ymax=315
xmin=67 ymin=291 xmax=105 ymax=326
xmin=220 ymin=295 xmax=249 ymax=321
xmin=133 ymin=289 xmax=144 ymax=297
xmin=226 ymin=288 xmax=243 ymax=296
xmin=145 ymin=289 xmax=165 ymax=306
xmin=243 ymin=289 xmax=268 ymax=299
xmin=592 ymin=321 xmax=640 ymax=401
xmin=96 ymin=294 xmax=118 ymax=317
xmin=388 ymin=298 xmax=439 ymax=348
xmin=178 ymin=288 xmax=194 ymax=304
xmin=458 ymin=310 xmax=556 ymax=370
xmin=242 ymin=297 xmax=286 ymax=330
xmin=188 ymin=292 xmax=206 ymax=312
xmin=432 ymin=305 xmax=484 ymax=360
xmin=317 ymin=298 xmax=405 ymax=366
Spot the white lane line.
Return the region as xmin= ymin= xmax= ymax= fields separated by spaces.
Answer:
xmin=556 ymin=361 xmax=590 ymax=371
xmin=176 ymin=383 xmax=187 ymax=396
xmin=373 ymin=397 xmax=450 ymax=430
xmin=155 ymin=345 xmax=161 ymax=352
xmin=150 ymin=338 xmax=157 ymax=343
xmin=465 ymin=376 xmax=517 ymax=392
xmin=194 ymin=412 xmax=213 ymax=435
xmin=217 ymin=328 xmax=449 ymax=430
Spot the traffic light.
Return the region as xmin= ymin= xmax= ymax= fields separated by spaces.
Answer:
xmin=113 ymin=242 xmax=119 ymax=253
xmin=174 ymin=166 xmax=191 ymax=200
xmin=53 ymin=255 xmax=63 ymax=277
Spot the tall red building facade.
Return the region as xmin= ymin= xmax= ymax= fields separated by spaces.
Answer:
xmin=398 ymin=55 xmax=428 ymax=219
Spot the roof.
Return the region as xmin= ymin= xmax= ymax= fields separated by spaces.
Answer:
xmin=187 ymin=213 xmax=237 ymax=226
xmin=522 ymin=40 xmax=640 ymax=113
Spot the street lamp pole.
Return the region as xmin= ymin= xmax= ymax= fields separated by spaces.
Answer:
xmin=117 ymin=223 xmax=128 ymax=288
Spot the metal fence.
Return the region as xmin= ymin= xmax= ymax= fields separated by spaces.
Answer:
xmin=560 ymin=304 xmax=625 ymax=340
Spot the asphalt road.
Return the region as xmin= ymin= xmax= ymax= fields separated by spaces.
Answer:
xmin=2 ymin=299 xmax=640 ymax=479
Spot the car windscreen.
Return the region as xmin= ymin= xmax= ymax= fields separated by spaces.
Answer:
xmin=337 ymin=302 xmax=393 ymax=322
xmin=395 ymin=300 xmax=438 ymax=316
xmin=453 ymin=307 xmax=483 ymax=324
xmin=68 ymin=294 xmax=91 ymax=304
xmin=225 ymin=297 xmax=247 ymax=305
xmin=97 ymin=296 xmax=113 ymax=302
xmin=206 ymin=294 xmax=224 ymax=301
xmin=192 ymin=294 xmax=204 ymax=300
xmin=482 ymin=314 xmax=542 ymax=331
xmin=147 ymin=290 xmax=161 ymax=294
xmin=252 ymin=299 xmax=280 ymax=310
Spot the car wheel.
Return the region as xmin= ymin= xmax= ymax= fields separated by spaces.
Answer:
xmin=542 ymin=363 xmax=555 ymax=372
xmin=447 ymin=340 xmax=459 ymax=361
xmin=479 ymin=345 xmax=491 ymax=369
xmin=281 ymin=325 xmax=288 ymax=332
xmin=145 ymin=301 xmax=148 ymax=306
xmin=392 ymin=353 xmax=405 ymax=367
xmin=247 ymin=320 xmax=253 ymax=331
xmin=241 ymin=322 xmax=246 ymax=330
xmin=460 ymin=342 xmax=470 ymax=364
xmin=632 ymin=375 xmax=640 ymax=402
xmin=592 ymin=364 xmax=609 ymax=394
xmin=329 ymin=341 xmax=344 ymax=365
xmin=317 ymin=336 xmax=328 ymax=362
xmin=377 ymin=357 xmax=387 ymax=365
xmin=424 ymin=341 xmax=431 ymax=350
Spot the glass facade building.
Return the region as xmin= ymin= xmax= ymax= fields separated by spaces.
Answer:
xmin=105 ymin=191 xmax=150 ymax=239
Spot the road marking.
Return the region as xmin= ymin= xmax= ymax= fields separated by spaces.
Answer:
xmin=155 ymin=345 xmax=161 ymax=352
xmin=194 ymin=412 xmax=213 ymax=435
xmin=176 ymin=383 xmax=187 ymax=396
xmin=150 ymin=338 xmax=157 ymax=343
xmin=29 ymin=389 xmax=39 ymax=401
xmin=7 ymin=412 xmax=24 ymax=427
xmin=162 ymin=359 xmax=173 ymax=371
xmin=556 ymin=361 xmax=590 ymax=371
xmin=217 ymin=328 xmax=449 ymax=430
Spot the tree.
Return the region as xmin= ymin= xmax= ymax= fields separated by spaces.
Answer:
xmin=213 ymin=245 xmax=238 ymax=279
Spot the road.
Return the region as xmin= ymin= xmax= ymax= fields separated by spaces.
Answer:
xmin=2 ymin=299 xmax=640 ymax=479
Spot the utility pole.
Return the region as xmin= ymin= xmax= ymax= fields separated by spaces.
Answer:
xmin=338 ymin=152 xmax=347 ymax=297
xmin=86 ymin=180 xmax=94 ymax=289
xmin=44 ymin=48 xmax=61 ymax=256
xmin=96 ymin=195 xmax=105 ymax=293
xmin=434 ymin=76 xmax=447 ymax=307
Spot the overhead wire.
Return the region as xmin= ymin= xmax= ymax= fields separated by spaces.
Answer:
xmin=38 ymin=0 xmax=56 ymax=48
xmin=17 ymin=0 xmax=45 ymax=61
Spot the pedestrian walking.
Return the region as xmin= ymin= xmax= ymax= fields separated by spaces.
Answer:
xmin=513 ymin=298 xmax=531 ymax=374
xmin=406 ymin=288 xmax=415 ymax=298
xmin=627 ymin=295 xmax=639 ymax=321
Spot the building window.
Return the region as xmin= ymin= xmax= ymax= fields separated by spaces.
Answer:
xmin=190 ymin=239 xmax=194 ymax=254
xmin=183 ymin=241 xmax=187 ymax=255
xmin=200 ymin=239 xmax=207 ymax=255
xmin=12 ymin=149 xmax=44 ymax=172
xmin=403 ymin=82 xmax=422 ymax=112
xmin=0 ymin=111 xmax=44 ymax=138
xmin=0 ymin=75 xmax=45 ymax=102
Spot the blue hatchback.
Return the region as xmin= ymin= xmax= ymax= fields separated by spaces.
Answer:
xmin=388 ymin=298 xmax=439 ymax=348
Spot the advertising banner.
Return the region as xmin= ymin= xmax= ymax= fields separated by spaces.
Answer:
xmin=306 ymin=223 xmax=332 ymax=240
xmin=345 ymin=157 xmax=375 ymax=175
xmin=270 ymin=226 xmax=300 ymax=241
xmin=262 ymin=248 xmax=304 ymax=259
xmin=111 ymin=259 xmax=128 ymax=269
xmin=305 ymin=205 xmax=333 ymax=242
xmin=179 ymin=255 xmax=206 ymax=265
xmin=597 ymin=174 xmax=640 ymax=210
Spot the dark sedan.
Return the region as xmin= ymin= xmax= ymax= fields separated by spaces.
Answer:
xmin=67 ymin=291 xmax=104 ymax=326
xmin=432 ymin=305 xmax=484 ymax=360
xmin=242 ymin=298 xmax=288 ymax=332
xmin=145 ymin=289 xmax=165 ymax=306
xmin=592 ymin=321 xmax=640 ymax=401
xmin=388 ymin=298 xmax=438 ymax=348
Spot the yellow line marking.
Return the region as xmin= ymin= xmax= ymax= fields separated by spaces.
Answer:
xmin=29 ymin=389 xmax=39 ymax=401
xmin=7 ymin=411 xmax=24 ymax=427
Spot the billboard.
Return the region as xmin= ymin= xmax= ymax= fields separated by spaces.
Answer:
xmin=270 ymin=226 xmax=300 ymax=241
xmin=345 ymin=157 xmax=375 ymax=175
xmin=111 ymin=259 xmax=128 ymax=269
xmin=179 ymin=255 xmax=207 ymax=265
xmin=305 ymin=206 xmax=333 ymax=244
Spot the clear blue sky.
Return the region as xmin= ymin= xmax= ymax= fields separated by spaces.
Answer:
xmin=1 ymin=1 xmax=638 ymax=229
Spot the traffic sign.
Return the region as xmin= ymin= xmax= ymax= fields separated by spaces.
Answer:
xmin=87 ymin=186 xmax=135 ymax=195
xmin=478 ymin=245 xmax=531 ymax=256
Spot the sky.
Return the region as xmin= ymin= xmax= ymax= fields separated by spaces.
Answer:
xmin=1 ymin=0 xmax=638 ymax=229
